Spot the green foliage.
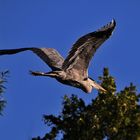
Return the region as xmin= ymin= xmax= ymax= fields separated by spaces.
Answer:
xmin=0 ymin=71 xmax=8 ymax=115
xmin=33 ymin=68 xmax=140 ymax=140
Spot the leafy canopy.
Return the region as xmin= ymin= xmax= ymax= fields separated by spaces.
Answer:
xmin=33 ymin=68 xmax=140 ymax=140
xmin=0 ymin=71 xmax=8 ymax=115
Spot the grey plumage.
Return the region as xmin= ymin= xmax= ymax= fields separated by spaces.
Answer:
xmin=0 ymin=48 xmax=64 ymax=70
xmin=0 ymin=19 xmax=116 ymax=93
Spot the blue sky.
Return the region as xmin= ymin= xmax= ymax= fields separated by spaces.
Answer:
xmin=0 ymin=0 xmax=140 ymax=139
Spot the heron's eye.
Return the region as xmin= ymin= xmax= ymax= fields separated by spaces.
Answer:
xmin=83 ymin=78 xmax=88 ymax=81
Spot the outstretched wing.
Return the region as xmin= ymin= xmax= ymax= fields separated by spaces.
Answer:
xmin=0 ymin=47 xmax=64 ymax=70
xmin=62 ymin=19 xmax=116 ymax=78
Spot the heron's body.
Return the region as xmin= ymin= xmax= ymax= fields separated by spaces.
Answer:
xmin=32 ymin=70 xmax=96 ymax=93
xmin=0 ymin=20 xmax=116 ymax=93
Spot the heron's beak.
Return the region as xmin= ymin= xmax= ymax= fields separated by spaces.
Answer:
xmin=89 ymin=79 xmax=107 ymax=93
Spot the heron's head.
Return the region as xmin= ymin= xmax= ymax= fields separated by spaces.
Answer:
xmin=80 ymin=79 xmax=93 ymax=93
xmin=88 ymin=78 xmax=107 ymax=93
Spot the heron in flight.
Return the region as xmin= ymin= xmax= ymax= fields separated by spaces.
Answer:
xmin=0 ymin=20 xmax=116 ymax=93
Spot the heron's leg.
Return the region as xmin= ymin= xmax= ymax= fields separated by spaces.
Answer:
xmin=29 ymin=71 xmax=47 ymax=76
xmin=29 ymin=70 xmax=57 ymax=78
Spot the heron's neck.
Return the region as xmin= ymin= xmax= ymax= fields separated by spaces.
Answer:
xmin=80 ymin=78 xmax=93 ymax=93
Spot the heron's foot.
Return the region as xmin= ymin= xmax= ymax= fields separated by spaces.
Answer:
xmin=29 ymin=70 xmax=45 ymax=76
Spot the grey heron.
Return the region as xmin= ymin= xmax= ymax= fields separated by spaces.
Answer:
xmin=0 ymin=20 xmax=116 ymax=93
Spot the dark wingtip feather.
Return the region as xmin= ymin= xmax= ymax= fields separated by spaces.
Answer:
xmin=97 ymin=19 xmax=116 ymax=33
xmin=111 ymin=19 xmax=116 ymax=28
xmin=112 ymin=19 xmax=116 ymax=25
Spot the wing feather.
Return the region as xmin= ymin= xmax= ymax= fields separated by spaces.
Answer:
xmin=0 ymin=47 xmax=64 ymax=70
xmin=62 ymin=20 xmax=116 ymax=78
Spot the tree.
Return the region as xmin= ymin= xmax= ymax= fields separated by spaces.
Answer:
xmin=32 ymin=68 xmax=140 ymax=140
xmin=0 ymin=71 xmax=8 ymax=115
